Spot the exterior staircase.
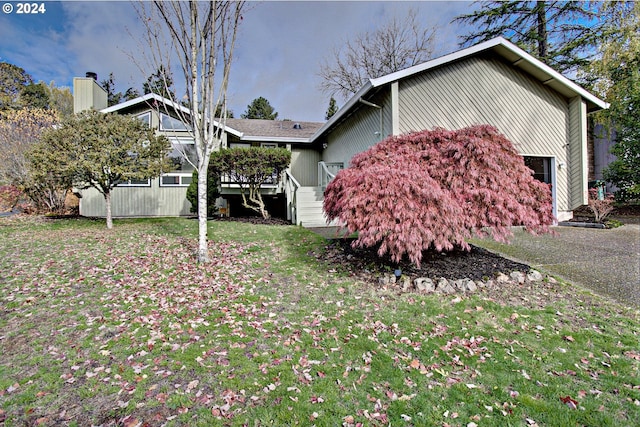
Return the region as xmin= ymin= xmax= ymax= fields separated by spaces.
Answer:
xmin=294 ymin=186 xmax=336 ymax=227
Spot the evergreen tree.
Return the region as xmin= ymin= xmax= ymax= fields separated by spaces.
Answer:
xmin=19 ymin=82 xmax=50 ymax=109
xmin=0 ymin=62 xmax=33 ymax=110
xmin=241 ymin=96 xmax=278 ymax=120
xmin=143 ymin=65 xmax=175 ymax=100
xmin=325 ymin=97 xmax=338 ymax=120
xmin=589 ymin=2 xmax=640 ymax=200
xmin=454 ymin=1 xmax=601 ymax=77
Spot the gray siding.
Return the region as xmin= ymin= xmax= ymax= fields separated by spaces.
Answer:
xmin=73 ymin=78 xmax=107 ymax=113
xmin=568 ymin=97 xmax=588 ymax=208
xmin=323 ymin=91 xmax=392 ymax=166
xmin=398 ymin=54 xmax=572 ymax=214
xmin=291 ymin=148 xmax=321 ymax=186
xmin=80 ymin=180 xmax=192 ymax=217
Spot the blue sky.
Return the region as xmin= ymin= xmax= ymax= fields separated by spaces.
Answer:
xmin=0 ymin=1 xmax=477 ymax=121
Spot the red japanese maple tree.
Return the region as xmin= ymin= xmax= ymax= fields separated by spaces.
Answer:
xmin=323 ymin=125 xmax=554 ymax=267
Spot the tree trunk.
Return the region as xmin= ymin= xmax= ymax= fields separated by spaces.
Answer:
xmin=535 ymin=1 xmax=548 ymax=60
xmin=197 ymin=164 xmax=209 ymax=263
xmin=105 ymin=190 xmax=113 ymax=229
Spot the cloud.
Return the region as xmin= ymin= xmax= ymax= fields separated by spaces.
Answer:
xmin=0 ymin=1 xmax=477 ymax=121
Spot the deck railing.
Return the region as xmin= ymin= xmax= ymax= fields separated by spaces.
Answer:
xmin=318 ymin=161 xmax=343 ymax=189
xmin=283 ymin=170 xmax=301 ymax=224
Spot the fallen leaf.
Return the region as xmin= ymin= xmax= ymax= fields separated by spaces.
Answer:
xmin=560 ymin=395 xmax=579 ymax=409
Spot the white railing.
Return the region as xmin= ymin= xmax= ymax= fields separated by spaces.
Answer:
xmin=318 ymin=161 xmax=343 ymax=189
xmin=284 ymin=170 xmax=301 ymax=224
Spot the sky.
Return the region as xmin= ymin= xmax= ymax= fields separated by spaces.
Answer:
xmin=0 ymin=1 xmax=478 ymax=122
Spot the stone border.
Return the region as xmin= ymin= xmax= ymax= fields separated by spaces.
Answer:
xmin=378 ymin=269 xmax=548 ymax=294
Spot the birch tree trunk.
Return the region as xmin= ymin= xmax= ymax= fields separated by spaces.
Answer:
xmin=197 ymin=163 xmax=209 ymax=262
xmin=105 ymin=190 xmax=113 ymax=230
xmin=137 ymin=1 xmax=244 ymax=263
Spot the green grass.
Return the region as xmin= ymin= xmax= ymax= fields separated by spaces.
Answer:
xmin=0 ymin=217 xmax=638 ymax=426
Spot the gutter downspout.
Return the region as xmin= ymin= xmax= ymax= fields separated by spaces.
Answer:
xmin=359 ymin=97 xmax=383 ymax=139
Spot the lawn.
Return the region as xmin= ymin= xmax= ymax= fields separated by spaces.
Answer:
xmin=0 ymin=217 xmax=638 ymax=426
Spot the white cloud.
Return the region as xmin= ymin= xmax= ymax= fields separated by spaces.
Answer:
xmin=0 ymin=0 xmax=477 ymax=121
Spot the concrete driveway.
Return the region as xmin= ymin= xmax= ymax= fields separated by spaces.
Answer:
xmin=474 ymin=224 xmax=640 ymax=308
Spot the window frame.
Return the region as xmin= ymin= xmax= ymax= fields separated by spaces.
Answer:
xmin=160 ymin=173 xmax=193 ymax=187
xmin=117 ymin=178 xmax=151 ymax=187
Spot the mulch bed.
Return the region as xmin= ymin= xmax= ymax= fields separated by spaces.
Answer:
xmin=318 ymin=238 xmax=530 ymax=282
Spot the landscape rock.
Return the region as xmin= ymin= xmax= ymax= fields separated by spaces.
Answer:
xmin=414 ymin=278 xmax=435 ymax=293
xmin=436 ymin=278 xmax=455 ymax=294
xmin=399 ymin=275 xmax=412 ymax=292
xmin=495 ymin=273 xmax=510 ymax=283
xmin=527 ymin=270 xmax=544 ymax=282
xmin=464 ymin=279 xmax=477 ymax=292
xmin=378 ymin=274 xmax=396 ymax=286
xmin=510 ymin=271 xmax=526 ymax=284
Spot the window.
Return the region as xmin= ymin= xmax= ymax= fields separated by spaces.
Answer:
xmin=160 ymin=174 xmax=192 ymax=187
xmin=261 ymin=143 xmax=278 ymax=149
xmin=118 ymin=178 xmax=151 ymax=187
xmin=136 ymin=112 xmax=151 ymax=128
xmin=160 ymin=113 xmax=192 ymax=131
xmin=166 ymin=137 xmax=197 ymax=173
xmin=524 ymin=157 xmax=551 ymax=184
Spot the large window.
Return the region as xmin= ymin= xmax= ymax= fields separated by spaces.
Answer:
xmin=136 ymin=112 xmax=151 ymax=128
xmin=166 ymin=137 xmax=197 ymax=173
xmin=160 ymin=113 xmax=192 ymax=131
xmin=524 ymin=157 xmax=551 ymax=184
xmin=161 ymin=174 xmax=193 ymax=187
xmin=161 ymin=137 xmax=196 ymax=187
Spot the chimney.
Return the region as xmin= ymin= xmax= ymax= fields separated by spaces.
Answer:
xmin=73 ymin=72 xmax=107 ymax=113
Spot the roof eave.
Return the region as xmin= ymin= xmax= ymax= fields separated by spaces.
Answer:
xmin=310 ymin=81 xmax=374 ymax=142
xmin=312 ymin=38 xmax=609 ymax=141
xmin=240 ymin=136 xmax=312 ymax=144
xmin=100 ymin=93 xmax=244 ymax=137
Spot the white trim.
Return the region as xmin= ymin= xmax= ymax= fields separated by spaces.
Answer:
xmin=117 ymin=178 xmax=151 ymax=187
xmin=369 ymin=37 xmax=608 ymax=111
xmin=100 ymin=93 xmax=243 ymax=138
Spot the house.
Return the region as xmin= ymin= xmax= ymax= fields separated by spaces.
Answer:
xmin=73 ymin=74 xmax=323 ymax=218
xmin=309 ymin=37 xmax=609 ymax=224
xmin=74 ymin=37 xmax=608 ymax=225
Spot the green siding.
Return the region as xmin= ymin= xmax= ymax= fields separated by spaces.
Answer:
xmin=80 ymin=179 xmax=192 ymax=217
xmin=323 ymin=91 xmax=392 ymax=167
xmin=291 ymin=148 xmax=321 ymax=187
xmin=568 ymin=97 xmax=588 ymax=208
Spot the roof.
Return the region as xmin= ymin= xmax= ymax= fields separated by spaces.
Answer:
xmin=100 ymin=93 xmax=243 ymax=138
xmin=226 ymin=119 xmax=324 ymax=143
xmin=313 ymin=37 xmax=609 ymax=141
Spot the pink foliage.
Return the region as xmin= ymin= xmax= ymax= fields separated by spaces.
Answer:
xmin=587 ymin=188 xmax=615 ymax=223
xmin=323 ymin=125 xmax=554 ymax=267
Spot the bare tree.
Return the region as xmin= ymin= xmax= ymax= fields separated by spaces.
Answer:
xmin=136 ymin=1 xmax=245 ymax=263
xmin=318 ymin=9 xmax=438 ymax=100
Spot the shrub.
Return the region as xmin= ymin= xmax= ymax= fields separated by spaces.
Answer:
xmin=587 ymin=188 xmax=615 ymax=223
xmin=210 ymin=147 xmax=291 ymax=219
xmin=186 ymin=169 xmax=220 ymax=217
xmin=323 ymin=125 xmax=554 ymax=267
